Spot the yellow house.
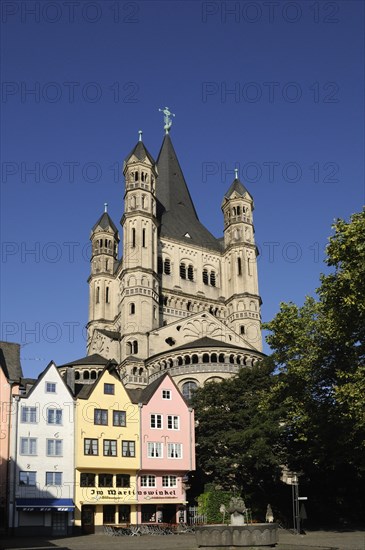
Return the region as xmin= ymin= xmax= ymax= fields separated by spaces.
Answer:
xmin=74 ymin=363 xmax=140 ymax=533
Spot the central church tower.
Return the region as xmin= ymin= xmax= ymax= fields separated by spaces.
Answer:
xmin=85 ymin=113 xmax=263 ymax=390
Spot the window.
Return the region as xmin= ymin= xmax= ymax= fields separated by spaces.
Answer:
xmin=103 ymin=505 xmax=115 ymax=524
xmin=162 ymin=389 xmax=171 ymax=400
xmin=94 ymin=409 xmax=108 ymax=425
xmin=164 ymin=258 xmax=171 ymax=275
xmin=84 ymin=438 xmax=98 ymax=456
xmin=20 ymin=437 xmax=37 ymax=455
xmin=46 ymin=472 xmax=62 ymax=486
xmin=150 ymin=414 xmax=162 ymax=429
xmin=202 ymin=269 xmax=209 ymax=285
xmin=96 ymin=286 xmax=100 ymax=303
xmin=168 ymin=443 xmax=182 ymax=459
xmin=141 ymin=504 xmax=156 ymax=522
xmin=210 ymin=271 xmax=216 ymax=286
xmin=187 ymin=264 xmax=194 ymax=281
xmin=237 ymin=257 xmax=242 ymax=275
xmin=106 ymin=287 xmax=110 ymax=303
xmin=132 ymin=228 xmax=136 ymax=247
xmin=47 ymin=439 xmax=63 ymax=456
xmin=133 ymin=340 xmax=138 ymax=354
xmin=142 ymin=228 xmax=146 ymax=247
xmin=182 ymin=381 xmax=198 ymax=402
xmin=113 ymin=410 xmax=126 ymax=427
xmin=116 ymin=474 xmax=130 ymax=488
xmin=45 ymin=382 xmax=56 ymax=393
xmin=47 ymin=408 xmax=62 ymax=425
xmin=104 ymin=383 xmax=114 ymax=395
xmin=103 ymin=439 xmax=117 ymax=456
xmin=19 ymin=471 xmax=36 ymax=486
xmin=147 ymin=442 xmax=163 ymax=458
xmin=80 ymin=473 xmax=96 ymax=487
xmin=167 ymin=415 xmax=180 ymax=430
xmin=140 ymin=475 xmax=156 ymax=487
xmin=21 ymin=406 xmax=37 ymax=423
xmin=130 ymin=302 xmax=135 ymax=315
xmin=162 ymin=475 xmax=177 ymax=488
xmin=99 ymin=474 xmax=113 ymax=487
xmin=122 ymin=440 xmax=135 ymax=457
xmin=240 ymin=325 xmax=245 ymax=335
xmin=180 ymin=262 xmax=186 ymax=279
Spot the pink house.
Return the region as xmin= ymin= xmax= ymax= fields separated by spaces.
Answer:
xmin=133 ymin=373 xmax=195 ymax=524
xmin=0 ymin=342 xmax=23 ymax=533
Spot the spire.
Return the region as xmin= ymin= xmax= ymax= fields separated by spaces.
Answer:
xmin=224 ymin=172 xmax=251 ymax=200
xmin=156 ymin=134 xmax=222 ymax=251
xmin=92 ymin=211 xmax=119 ymax=237
xmin=124 ymin=137 xmax=155 ymax=166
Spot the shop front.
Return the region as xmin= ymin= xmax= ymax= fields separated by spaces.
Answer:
xmin=15 ymin=498 xmax=74 ymax=536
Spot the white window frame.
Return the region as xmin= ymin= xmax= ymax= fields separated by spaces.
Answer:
xmin=46 ymin=438 xmax=63 ymax=456
xmin=162 ymin=389 xmax=171 ymax=400
xmin=47 ymin=408 xmax=63 ymax=425
xmin=21 ymin=406 xmax=37 ymax=423
xmin=45 ymin=382 xmax=56 ymax=393
xmin=167 ymin=415 xmax=180 ymax=430
xmin=167 ymin=442 xmax=182 ymax=459
xmin=147 ymin=442 xmax=163 ymax=458
xmin=140 ymin=475 xmax=156 ymax=487
xmin=150 ymin=414 xmax=162 ymax=429
xmin=46 ymin=472 xmax=62 ymax=486
xmin=20 ymin=437 xmax=37 ymax=456
xmin=162 ymin=475 xmax=177 ymax=488
xmin=19 ymin=471 xmax=37 ymax=486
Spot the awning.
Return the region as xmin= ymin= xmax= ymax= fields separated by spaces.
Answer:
xmin=16 ymin=498 xmax=74 ymax=512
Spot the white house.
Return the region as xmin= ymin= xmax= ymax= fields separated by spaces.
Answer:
xmin=9 ymin=361 xmax=75 ymax=536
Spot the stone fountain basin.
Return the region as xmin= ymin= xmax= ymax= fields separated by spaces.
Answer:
xmin=195 ymin=523 xmax=278 ymax=548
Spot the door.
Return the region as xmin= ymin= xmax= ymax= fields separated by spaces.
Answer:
xmin=52 ymin=511 xmax=68 ymax=536
xmin=162 ymin=504 xmax=177 ymax=524
xmin=81 ymin=505 xmax=95 ymax=534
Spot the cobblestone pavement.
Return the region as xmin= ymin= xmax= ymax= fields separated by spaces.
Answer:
xmin=1 ymin=529 xmax=365 ymax=550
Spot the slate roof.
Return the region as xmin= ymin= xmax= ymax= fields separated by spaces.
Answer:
xmin=97 ymin=329 xmax=121 ymax=341
xmin=224 ymin=178 xmax=252 ymax=199
xmin=124 ymin=140 xmax=156 ymax=165
xmin=156 ymin=135 xmax=222 ymax=252
xmin=58 ymin=353 xmax=110 ymax=368
xmin=0 ymin=341 xmax=23 ymax=381
xmin=92 ymin=212 xmax=119 ymax=236
xmin=172 ymin=336 xmax=250 ymax=352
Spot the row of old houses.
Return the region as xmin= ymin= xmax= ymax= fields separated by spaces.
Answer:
xmin=0 ymin=342 xmax=195 ymax=536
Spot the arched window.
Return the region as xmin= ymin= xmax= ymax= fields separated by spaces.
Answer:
xmin=96 ymin=286 xmax=100 ymax=304
xmin=106 ymin=287 xmax=110 ymax=303
xmin=211 ymin=353 xmax=217 ymax=363
xmin=139 ymin=367 xmax=143 ymax=376
xmin=237 ymin=206 xmax=241 ymax=215
xmin=240 ymin=325 xmax=245 ymax=335
xmin=164 ymin=258 xmax=171 ymax=275
xmin=130 ymin=303 xmax=135 ymax=315
xmin=237 ymin=257 xmax=242 ymax=275
xmin=192 ymin=354 xmax=198 ymax=364
xmin=202 ymin=269 xmax=209 ymax=285
xmin=142 ymin=229 xmax=146 ymax=248
xmin=187 ymin=301 xmax=192 ymax=311
xmin=132 ymin=228 xmax=136 ymax=248
xmin=180 ymin=263 xmax=186 ymax=279
xmin=202 ymin=353 xmax=209 ymax=363
xmin=134 ymin=171 xmax=138 ymax=182
xmin=105 ymin=259 xmax=109 ymax=271
xmin=91 ymin=370 xmax=97 ymax=380
xmin=182 ymin=381 xmax=198 ymax=402
xmin=133 ymin=341 xmax=138 ymax=354
xmin=187 ymin=264 xmax=194 ymax=281
xmin=232 ymin=207 xmax=236 ymax=216
xmin=133 ymin=367 xmax=138 ymax=375
xmin=126 ymin=342 xmax=132 ymax=355
xmin=75 ymin=371 xmax=80 ymax=380
xmin=219 ymin=353 xmax=225 ymax=363
xmin=210 ymin=271 xmax=216 ymax=287
xmin=177 ymin=356 xmax=183 ymax=366
xmin=229 ymin=354 xmax=235 ymax=364
xmin=184 ymin=355 xmax=191 ymax=365
xmin=83 ymin=370 xmax=90 ymax=380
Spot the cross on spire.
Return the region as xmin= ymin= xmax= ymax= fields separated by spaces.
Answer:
xmin=234 ymin=168 xmax=239 ymax=180
xmin=104 ymin=203 xmax=108 ymax=213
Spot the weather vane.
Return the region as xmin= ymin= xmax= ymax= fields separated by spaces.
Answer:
xmin=234 ymin=168 xmax=239 ymax=179
xmin=159 ymin=106 xmax=175 ymax=134
xmin=104 ymin=202 xmax=108 ymax=213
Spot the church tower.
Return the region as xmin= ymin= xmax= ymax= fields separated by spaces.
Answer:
xmin=88 ymin=207 xmax=119 ymax=326
xmin=120 ymin=132 xmax=160 ymax=361
xmin=222 ymin=170 xmax=262 ymax=351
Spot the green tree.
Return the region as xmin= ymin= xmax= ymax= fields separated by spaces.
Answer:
xmin=192 ymin=362 xmax=285 ymax=516
xmin=264 ymin=209 xmax=365 ymax=523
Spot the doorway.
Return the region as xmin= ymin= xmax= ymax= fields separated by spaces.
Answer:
xmin=162 ymin=504 xmax=177 ymax=523
xmin=52 ymin=511 xmax=68 ymax=536
xmin=81 ymin=505 xmax=95 ymax=534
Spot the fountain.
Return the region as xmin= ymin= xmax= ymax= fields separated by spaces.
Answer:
xmin=195 ymin=497 xmax=278 ymax=548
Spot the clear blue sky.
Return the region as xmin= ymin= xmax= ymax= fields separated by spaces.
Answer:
xmin=1 ymin=0 xmax=364 ymax=378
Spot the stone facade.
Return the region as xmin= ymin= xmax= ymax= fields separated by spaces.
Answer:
xmin=62 ymin=131 xmax=264 ymax=393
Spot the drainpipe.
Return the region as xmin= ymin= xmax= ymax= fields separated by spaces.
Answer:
xmin=10 ymin=395 xmax=20 ymax=534
xmin=5 ymin=380 xmax=16 ymax=533
xmin=137 ymin=402 xmax=142 ymax=526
